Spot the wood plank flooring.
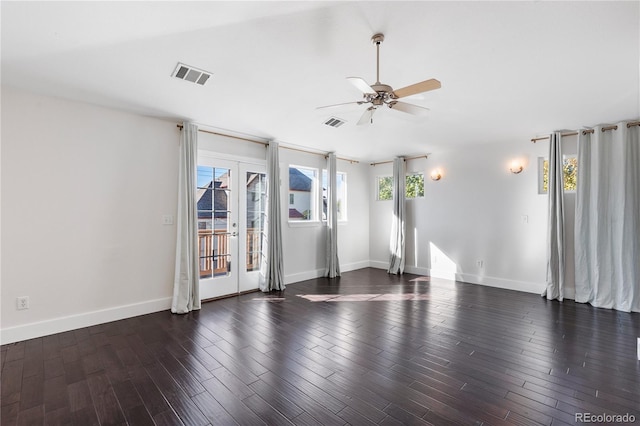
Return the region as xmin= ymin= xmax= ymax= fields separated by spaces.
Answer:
xmin=2 ymin=268 xmax=639 ymax=425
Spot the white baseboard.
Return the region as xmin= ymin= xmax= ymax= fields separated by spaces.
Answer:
xmin=368 ymin=260 xmax=544 ymax=294
xmin=284 ymin=268 xmax=325 ymax=285
xmin=455 ymin=272 xmax=544 ymax=294
xmin=369 ymin=260 xmax=388 ymax=270
xmin=284 ymin=260 xmax=371 ymax=285
xmin=0 ymin=297 xmax=172 ymax=345
xmin=340 ymin=260 xmax=371 ymax=272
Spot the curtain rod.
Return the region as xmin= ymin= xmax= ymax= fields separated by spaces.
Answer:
xmin=370 ymin=155 xmax=429 ymax=166
xmin=530 ymin=121 xmax=640 ymax=143
xmin=177 ymin=124 xmax=358 ymax=163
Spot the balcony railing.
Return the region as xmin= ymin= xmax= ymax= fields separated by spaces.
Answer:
xmin=198 ymin=229 xmax=262 ymax=278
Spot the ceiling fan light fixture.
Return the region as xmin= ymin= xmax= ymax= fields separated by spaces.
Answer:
xmin=318 ymin=33 xmax=441 ymax=125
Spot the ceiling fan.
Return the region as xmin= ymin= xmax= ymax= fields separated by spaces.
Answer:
xmin=318 ymin=33 xmax=441 ymax=125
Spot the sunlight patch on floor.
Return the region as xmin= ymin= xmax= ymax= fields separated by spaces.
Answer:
xmin=409 ymin=276 xmax=431 ymax=282
xmin=297 ymin=293 xmax=431 ymax=302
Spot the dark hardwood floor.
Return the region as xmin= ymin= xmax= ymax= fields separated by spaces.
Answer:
xmin=2 ymin=268 xmax=639 ymax=425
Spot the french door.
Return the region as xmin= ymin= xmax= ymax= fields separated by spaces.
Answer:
xmin=196 ymin=156 xmax=266 ymax=300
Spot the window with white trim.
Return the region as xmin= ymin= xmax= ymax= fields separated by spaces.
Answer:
xmin=288 ymin=166 xmax=318 ymax=221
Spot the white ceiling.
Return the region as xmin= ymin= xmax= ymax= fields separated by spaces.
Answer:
xmin=2 ymin=1 xmax=639 ymax=161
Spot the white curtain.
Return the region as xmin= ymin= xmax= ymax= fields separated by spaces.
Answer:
xmin=325 ymin=152 xmax=341 ymax=278
xmin=171 ymin=122 xmax=201 ymax=314
xmin=388 ymin=157 xmax=406 ymax=274
xmin=260 ymin=141 xmax=285 ymax=292
xmin=543 ymin=132 xmax=565 ymax=301
xmin=575 ymin=122 xmax=640 ymax=312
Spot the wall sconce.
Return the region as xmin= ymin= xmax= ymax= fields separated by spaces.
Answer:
xmin=430 ymin=169 xmax=442 ymax=181
xmin=509 ymin=160 xmax=524 ymax=174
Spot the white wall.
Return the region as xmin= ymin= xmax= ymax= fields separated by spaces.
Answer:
xmin=278 ymin=148 xmax=370 ymax=283
xmin=369 ymin=139 xmax=562 ymax=294
xmin=1 ymin=87 xmax=180 ymax=344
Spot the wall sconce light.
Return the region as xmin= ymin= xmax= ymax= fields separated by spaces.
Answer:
xmin=430 ymin=169 xmax=442 ymax=181
xmin=509 ymin=160 xmax=524 ymax=174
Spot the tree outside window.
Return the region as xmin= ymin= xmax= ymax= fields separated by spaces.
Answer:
xmin=405 ymin=174 xmax=425 ymax=198
xmin=377 ymin=174 xmax=425 ymax=200
xmin=539 ymin=156 xmax=578 ymax=193
xmin=377 ymin=176 xmax=393 ymax=200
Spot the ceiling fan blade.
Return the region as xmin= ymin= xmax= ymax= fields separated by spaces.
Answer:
xmin=388 ymin=101 xmax=430 ymax=116
xmin=347 ymin=77 xmax=376 ymax=94
xmin=357 ymin=107 xmax=376 ymax=125
xmin=316 ymin=101 xmax=364 ymax=110
xmin=392 ymin=78 xmax=441 ymax=99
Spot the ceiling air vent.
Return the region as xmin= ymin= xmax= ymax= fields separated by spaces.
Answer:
xmin=172 ymin=62 xmax=212 ymax=86
xmin=324 ymin=117 xmax=346 ymax=128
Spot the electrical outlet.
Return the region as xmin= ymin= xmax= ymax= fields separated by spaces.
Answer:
xmin=476 ymin=260 xmax=484 ymax=269
xmin=162 ymin=215 xmax=174 ymax=225
xmin=16 ymin=296 xmax=29 ymax=310
xmin=521 ymin=215 xmax=529 ymax=224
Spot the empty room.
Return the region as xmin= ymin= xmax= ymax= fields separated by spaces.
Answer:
xmin=1 ymin=1 xmax=639 ymax=425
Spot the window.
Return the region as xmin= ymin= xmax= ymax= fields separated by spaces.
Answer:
xmin=377 ymin=174 xmax=425 ymax=200
xmin=322 ymin=170 xmax=347 ymax=221
xmin=289 ymin=166 xmax=318 ymax=221
xmin=196 ymin=165 xmax=231 ymax=278
xmin=539 ymin=156 xmax=578 ymax=194
xmin=377 ymin=176 xmax=393 ymax=200
xmin=405 ymin=173 xmax=425 ymax=199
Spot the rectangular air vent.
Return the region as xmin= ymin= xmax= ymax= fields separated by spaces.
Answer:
xmin=324 ymin=117 xmax=346 ymax=128
xmin=172 ymin=62 xmax=212 ymax=86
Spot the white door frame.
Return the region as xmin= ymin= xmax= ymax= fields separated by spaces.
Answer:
xmin=197 ymin=152 xmax=265 ymax=300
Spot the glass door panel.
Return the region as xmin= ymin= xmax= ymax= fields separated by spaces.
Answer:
xmin=197 ymin=160 xmax=238 ymax=300
xmin=239 ymin=164 xmax=266 ymax=292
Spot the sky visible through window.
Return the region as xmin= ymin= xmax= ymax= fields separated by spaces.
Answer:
xmin=197 ymin=166 xmax=229 ymax=187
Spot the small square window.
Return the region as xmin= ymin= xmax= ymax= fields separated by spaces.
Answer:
xmin=405 ymin=173 xmax=424 ymax=199
xmin=377 ymin=176 xmax=393 ymax=201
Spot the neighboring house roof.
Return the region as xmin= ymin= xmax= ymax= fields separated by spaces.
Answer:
xmin=289 ymin=168 xmax=312 ymax=192
xmin=289 ymin=208 xmax=304 ymax=219
xmin=197 ymin=181 xmax=228 ymax=219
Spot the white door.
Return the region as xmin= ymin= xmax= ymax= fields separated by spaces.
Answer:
xmin=196 ymin=156 xmax=266 ymax=300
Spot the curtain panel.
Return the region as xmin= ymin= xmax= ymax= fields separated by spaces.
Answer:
xmin=171 ymin=122 xmax=201 ymax=314
xmin=325 ymin=152 xmax=341 ymax=278
xmin=543 ymin=132 xmax=566 ymax=301
xmin=388 ymin=157 xmax=406 ymax=274
xmin=574 ymin=122 xmax=640 ymax=312
xmin=260 ymin=141 xmax=285 ymax=292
